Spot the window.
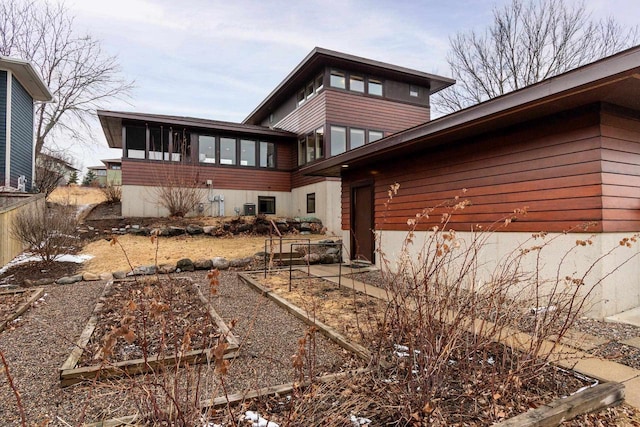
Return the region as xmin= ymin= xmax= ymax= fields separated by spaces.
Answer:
xmin=330 ymin=70 xmax=346 ymax=89
xmin=368 ymin=130 xmax=384 ymax=143
xmin=260 ymin=141 xmax=275 ymax=168
xmin=125 ymin=125 xmax=146 ymax=159
xmin=350 ymin=75 xmax=364 ymax=93
xmin=198 ymin=135 xmax=216 ymax=163
xmin=410 ymin=85 xmax=419 ymax=97
xmin=297 ymin=89 xmax=305 ymax=106
xmin=298 ymin=137 xmax=306 ymax=166
xmin=240 ymin=139 xmax=256 ymax=166
xmin=315 ymin=74 xmax=324 ymax=92
xmin=110 ymin=165 xmax=121 ymax=170
xmin=330 ymin=126 xmax=347 ymax=155
xmin=306 ymin=82 xmax=315 ymax=100
xmin=96 ymin=169 xmax=107 ymax=176
xmin=298 ymin=127 xmax=324 ymax=166
xmin=350 ymin=128 xmax=365 ymax=149
xmin=258 ymin=196 xmax=276 ymax=215
xmin=307 ymin=193 xmax=316 ymax=213
xmin=315 ymin=127 xmax=324 ymax=159
xmin=220 ymin=137 xmax=236 ymax=165
xmin=306 ymin=132 xmax=316 ymax=163
xmin=149 ymin=126 xmax=170 ymax=160
xmin=368 ymin=79 xmax=383 ymax=96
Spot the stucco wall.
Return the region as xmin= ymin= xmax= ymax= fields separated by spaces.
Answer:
xmin=291 ymin=180 xmax=342 ymax=236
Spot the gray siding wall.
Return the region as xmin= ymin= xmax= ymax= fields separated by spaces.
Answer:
xmin=0 ymin=71 xmax=6 ymax=184
xmin=10 ymin=75 xmax=34 ymax=190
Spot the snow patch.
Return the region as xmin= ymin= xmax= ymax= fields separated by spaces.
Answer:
xmin=0 ymin=252 xmax=93 ymax=275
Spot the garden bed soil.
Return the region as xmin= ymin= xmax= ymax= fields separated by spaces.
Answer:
xmin=0 ymin=261 xmax=80 ymax=288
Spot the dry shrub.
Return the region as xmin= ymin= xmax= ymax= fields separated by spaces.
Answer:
xmin=100 ymin=183 xmax=122 ymax=203
xmin=10 ymin=203 xmax=78 ymax=262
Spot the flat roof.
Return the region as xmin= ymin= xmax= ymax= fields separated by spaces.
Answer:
xmin=98 ymin=110 xmax=297 ymax=149
xmin=243 ymin=47 xmax=455 ymax=125
xmin=302 ymin=45 xmax=640 ymax=177
xmin=0 ymin=57 xmax=52 ymax=102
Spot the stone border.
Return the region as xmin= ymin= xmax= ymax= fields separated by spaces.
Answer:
xmin=59 ymin=279 xmax=239 ymax=387
xmin=0 ymin=287 xmax=44 ymax=333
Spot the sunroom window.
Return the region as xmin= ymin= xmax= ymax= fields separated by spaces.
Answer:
xmin=240 ymin=139 xmax=256 ymax=166
xmin=220 ymin=137 xmax=236 ymax=165
xmin=125 ymin=125 xmax=146 ymax=159
xmin=199 ymin=135 xmax=216 ymax=163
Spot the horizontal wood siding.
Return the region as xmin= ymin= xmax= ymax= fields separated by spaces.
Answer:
xmin=600 ymin=108 xmax=640 ymax=232
xmin=275 ymin=92 xmax=326 ymax=135
xmin=122 ymin=160 xmax=291 ymax=192
xmin=291 ymin=171 xmax=339 ymax=189
xmin=325 ymin=90 xmax=430 ymax=134
xmin=343 ymin=106 xmax=608 ymax=233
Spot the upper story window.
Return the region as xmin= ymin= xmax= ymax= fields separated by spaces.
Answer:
xmin=298 ymin=127 xmax=325 ymax=166
xmin=297 ymin=89 xmax=305 ymax=107
xmin=260 ymin=141 xmax=275 ymax=168
xmin=410 ymin=85 xmax=419 ymax=97
xmin=368 ymin=130 xmax=384 ymax=142
xmin=350 ymin=128 xmax=365 ymax=149
xmin=330 ymin=126 xmax=347 ymax=156
xmin=315 ymin=74 xmax=324 ymax=92
xmin=330 ymin=70 xmax=346 ymax=89
xmin=305 ymin=82 xmax=315 ymax=100
xmin=110 ymin=165 xmax=121 ymax=170
xmin=328 ymin=125 xmax=385 ymax=157
xmin=125 ymin=125 xmax=146 ymax=159
xmin=349 ymin=75 xmax=365 ymax=93
xmin=149 ymin=126 xmax=170 ymax=160
xmin=199 ymin=135 xmax=216 ymax=163
xmin=368 ymin=79 xmax=383 ymax=96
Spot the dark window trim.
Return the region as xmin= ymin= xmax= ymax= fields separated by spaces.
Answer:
xmin=306 ymin=192 xmax=316 ymax=214
xmin=258 ymin=196 xmax=276 ymax=215
xmin=328 ymin=123 xmax=385 ymax=156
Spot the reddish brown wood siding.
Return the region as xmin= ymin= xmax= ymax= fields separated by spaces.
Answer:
xmin=325 ymin=90 xmax=430 ymax=134
xmin=600 ymin=107 xmax=640 ymax=232
xmin=342 ymin=106 xmax=620 ymax=233
xmin=276 ymin=92 xmax=326 ymax=135
xmin=291 ymin=171 xmax=339 ymax=189
xmin=122 ymin=160 xmax=291 ymax=192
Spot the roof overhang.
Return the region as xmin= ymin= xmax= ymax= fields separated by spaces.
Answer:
xmin=243 ymin=47 xmax=455 ymax=125
xmin=98 ymin=110 xmax=297 ymax=149
xmin=0 ymin=57 xmax=52 ymax=102
xmin=302 ymin=45 xmax=640 ymax=177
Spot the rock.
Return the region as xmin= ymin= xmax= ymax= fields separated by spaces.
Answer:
xmin=203 ymin=225 xmax=216 ymax=234
xmin=113 ymin=270 xmax=127 ymax=280
xmin=321 ymin=254 xmax=337 ymax=264
xmin=304 ymin=253 xmax=321 ymax=264
xmin=82 ymin=272 xmax=100 ymax=281
xmin=159 ymin=228 xmax=171 ymax=237
xmin=176 ymin=258 xmax=194 ymax=271
xmin=229 ymin=257 xmax=252 ymax=268
xmin=254 ymin=251 xmax=268 ymax=258
xmin=211 ymin=257 xmax=230 ymax=270
xmin=300 ymin=222 xmax=311 ymax=231
xmin=129 ymin=227 xmax=150 ymax=236
xmin=24 ymin=277 xmax=54 ymax=287
xmin=168 ymin=226 xmax=186 ymax=236
xmin=129 ymin=265 xmax=156 ymax=276
xmin=56 ymin=274 xmax=83 ymax=285
xmin=326 ymin=247 xmax=340 ymax=255
xmin=132 ymin=224 xmax=140 ymax=229
xmin=99 ymin=272 xmax=113 ymax=281
xmin=236 ymin=223 xmax=252 ymax=233
xmin=157 ymin=263 xmax=176 ymax=274
xmin=194 ymin=259 xmax=213 ymax=270
xmin=186 ymin=224 xmax=204 ymax=235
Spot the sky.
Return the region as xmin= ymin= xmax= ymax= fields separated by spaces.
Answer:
xmin=48 ymin=0 xmax=640 ymax=172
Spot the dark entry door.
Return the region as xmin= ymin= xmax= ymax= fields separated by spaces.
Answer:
xmin=351 ymin=183 xmax=375 ymax=263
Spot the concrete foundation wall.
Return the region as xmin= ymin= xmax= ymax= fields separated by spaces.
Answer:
xmin=291 ymin=181 xmax=342 ymax=236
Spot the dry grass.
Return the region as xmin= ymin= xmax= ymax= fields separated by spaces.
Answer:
xmin=48 ymin=186 xmax=105 ymax=205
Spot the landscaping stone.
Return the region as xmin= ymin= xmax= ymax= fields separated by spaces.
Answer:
xmin=326 ymin=247 xmax=340 ymax=255
xmin=168 ymin=226 xmax=186 ymax=236
xmin=82 ymin=272 xmax=100 ymax=281
xmin=129 ymin=265 xmax=156 ymax=276
xmin=211 ymin=257 xmax=230 ymax=270
xmin=112 ymin=271 xmax=127 ymax=280
xmin=229 ymin=257 xmax=252 ymax=268
xmin=194 ymin=259 xmax=213 ymax=270
xmin=129 ymin=227 xmax=150 ymax=236
xmin=203 ymin=225 xmax=216 ymax=234
xmin=321 ymin=254 xmax=337 ymax=264
xmin=176 ymin=258 xmax=195 ymax=272
xmin=24 ymin=278 xmax=55 ymax=287
xmin=99 ymin=272 xmax=113 ymax=281
xmin=236 ymin=223 xmax=252 ymax=233
xmin=56 ymin=274 xmax=83 ymax=285
xmin=300 ymin=222 xmax=312 ymax=231
xmin=186 ymin=224 xmax=204 ymax=235
xmin=304 ymin=253 xmax=322 ymax=264
xmin=157 ymin=263 xmax=176 ymax=274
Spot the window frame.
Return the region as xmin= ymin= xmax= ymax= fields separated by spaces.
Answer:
xmin=349 ymin=75 xmax=365 ymax=93
xmin=368 ymin=78 xmax=383 ymax=96
xmin=198 ymin=134 xmax=217 ymax=164
xmin=306 ymin=193 xmax=316 ymax=214
xmin=258 ymin=196 xmax=276 ymax=215
xmin=330 ymin=70 xmax=346 ymax=89
xmin=219 ymin=136 xmax=237 ymax=165
xmin=260 ymin=141 xmax=276 ymax=168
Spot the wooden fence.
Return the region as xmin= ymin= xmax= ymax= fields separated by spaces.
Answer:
xmin=0 ymin=193 xmax=45 ymax=267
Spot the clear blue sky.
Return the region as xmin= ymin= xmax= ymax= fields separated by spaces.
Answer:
xmin=55 ymin=0 xmax=640 ymax=171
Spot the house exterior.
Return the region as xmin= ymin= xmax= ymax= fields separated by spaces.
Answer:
xmin=303 ymin=46 xmax=640 ymax=319
xmin=87 ymin=158 xmax=122 ymax=187
xmin=36 ymin=152 xmax=79 ymax=186
xmin=0 ymin=57 xmax=52 ymax=191
xmin=98 ymin=48 xmax=454 ymax=232
xmin=86 ymin=165 xmax=108 ymax=187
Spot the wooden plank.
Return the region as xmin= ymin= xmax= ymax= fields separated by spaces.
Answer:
xmin=494 ymin=382 xmax=625 ymax=427
xmin=238 ymin=273 xmax=371 ymax=361
xmin=0 ymin=287 xmax=44 ymax=333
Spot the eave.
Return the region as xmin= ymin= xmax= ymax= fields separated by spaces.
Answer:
xmin=302 ymin=45 xmax=640 ymax=177
xmin=0 ymin=57 xmax=52 ymax=102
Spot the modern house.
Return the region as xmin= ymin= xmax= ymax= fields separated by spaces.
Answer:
xmin=0 ymin=57 xmax=53 ymax=191
xmin=98 ymin=47 xmax=454 ymax=233
xmin=303 ymin=45 xmax=640 ymax=319
xmin=87 ymin=158 xmax=122 ymax=187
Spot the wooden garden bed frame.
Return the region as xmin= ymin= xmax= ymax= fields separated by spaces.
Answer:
xmin=60 ymin=278 xmax=239 ymax=387
xmin=0 ymin=287 xmax=44 ymax=333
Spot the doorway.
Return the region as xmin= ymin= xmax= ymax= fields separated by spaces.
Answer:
xmin=350 ymin=182 xmax=375 ymax=263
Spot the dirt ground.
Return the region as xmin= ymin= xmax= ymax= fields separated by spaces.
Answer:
xmin=48 ymin=186 xmax=105 ymax=205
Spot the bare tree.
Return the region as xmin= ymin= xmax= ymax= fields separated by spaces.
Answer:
xmin=34 ymin=149 xmax=75 ymax=197
xmin=0 ymin=0 xmax=133 ymax=155
xmin=434 ymin=0 xmax=638 ymax=113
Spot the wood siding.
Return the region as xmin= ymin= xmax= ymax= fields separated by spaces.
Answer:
xmin=325 ymin=90 xmax=430 ymax=135
xmin=10 ymin=76 xmax=34 ymax=190
xmin=342 ymin=106 xmax=617 ymax=233
xmin=122 ymin=160 xmax=291 ymax=192
xmin=0 ymin=194 xmax=45 ymax=266
xmin=275 ymin=92 xmax=326 ymax=135
xmin=600 ymin=107 xmax=640 ymax=232
xmin=291 ymin=171 xmax=339 ymax=189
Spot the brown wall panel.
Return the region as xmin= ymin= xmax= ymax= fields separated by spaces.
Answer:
xmin=275 ymin=92 xmax=326 ymax=135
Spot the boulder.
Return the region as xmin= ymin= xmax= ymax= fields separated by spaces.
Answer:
xmin=194 ymin=259 xmax=213 ymax=270
xmin=129 ymin=227 xmax=150 ymax=236
xmin=186 ymin=224 xmax=204 ymax=235
xmin=24 ymin=278 xmax=54 ymax=287
xmin=112 ymin=270 xmax=127 ymax=280
xmin=303 ymin=253 xmax=321 ymax=264
xmin=168 ymin=226 xmax=186 ymax=236
xmin=157 ymin=263 xmax=176 ymax=274
xmin=56 ymin=274 xmax=83 ymax=285
xmin=129 ymin=265 xmax=156 ymax=276
xmin=211 ymin=257 xmax=230 ymax=270
xmin=82 ymin=272 xmax=100 ymax=281
xmin=236 ymin=223 xmax=252 ymax=233
xmin=326 ymin=247 xmax=340 ymax=255
xmin=321 ymin=254 xmax=337 ymax=264
xmin=203 ymin=225 xmax=216 ymax=235
xmin=99 ymin=272 xmax=114 ymax=281
xmin=176 ymin=258 xmax=195 ymax=272
xmin=229 ymin=257 xmax=252 ymax=268
xmin=300 ymin=222 xmax=312 ymax=232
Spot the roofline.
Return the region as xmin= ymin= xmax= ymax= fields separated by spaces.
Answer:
xmin=243 ymin=47 xmax=455 ymax=124
xmin=87 ymin=165 xmax=107 ymax=170
xmin=0 ymin=57 xmax=53 ymax=101
xmin=302 ymin=45 xmax=640 ymax=176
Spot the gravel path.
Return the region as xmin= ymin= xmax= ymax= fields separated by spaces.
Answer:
xmin=0 ymin=272 xmax=356 ymax=426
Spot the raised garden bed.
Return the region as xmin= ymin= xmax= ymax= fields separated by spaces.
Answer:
xmin=0 ymin=287 xmax=44 ymax=333
xmin=59 ymin=276 xmax=239 ymax=386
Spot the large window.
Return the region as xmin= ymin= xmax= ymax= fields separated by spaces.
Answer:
xmin=258 ymin=196 xmax=276 ymax=215
xmin=330 ymin=126 xmax=347 ymax=156
xmin=260 ymin=141 xmax=275 ymax=168
xmin=306 ymin=132 xmax=316 ymax=164
xmin=220 ymin=137 xmax=236 ymax=165
xmin=330 ymin=70 xmax=346 ymax=89
xmin=125 ymin=125 xmax=146 ymax=159
xmin=149 ymin=126 xmax=170 ymax=160
xmin=410 ymin=85 xmax=419 ymax=97
xmin=350 ymin=128 xmax=365 ymax=149
xmin=171 ymin=130 xmax=191 ymax=162
xmin=199 ymin=135 xmax=216 ymax=163
xmin=298 ymin=127 xmax=325 ymax=166
xmin=240 ymin=139 xmax=256 ymax=166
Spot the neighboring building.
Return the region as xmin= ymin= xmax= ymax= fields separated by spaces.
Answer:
xmin=304 ymin=45 xmax=640 ymax=319
xmin=0 ymin=57 xmax=53 ymax=191
xmin=86 ymin=165 xmax=108 ymax=187
xmin=98 ymin=48 xmax=454 ymax=232
xmin=101 ymin=158 xmax=122 ymax=185
xmin=36 ymin=152 xmax=79 ymax=186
